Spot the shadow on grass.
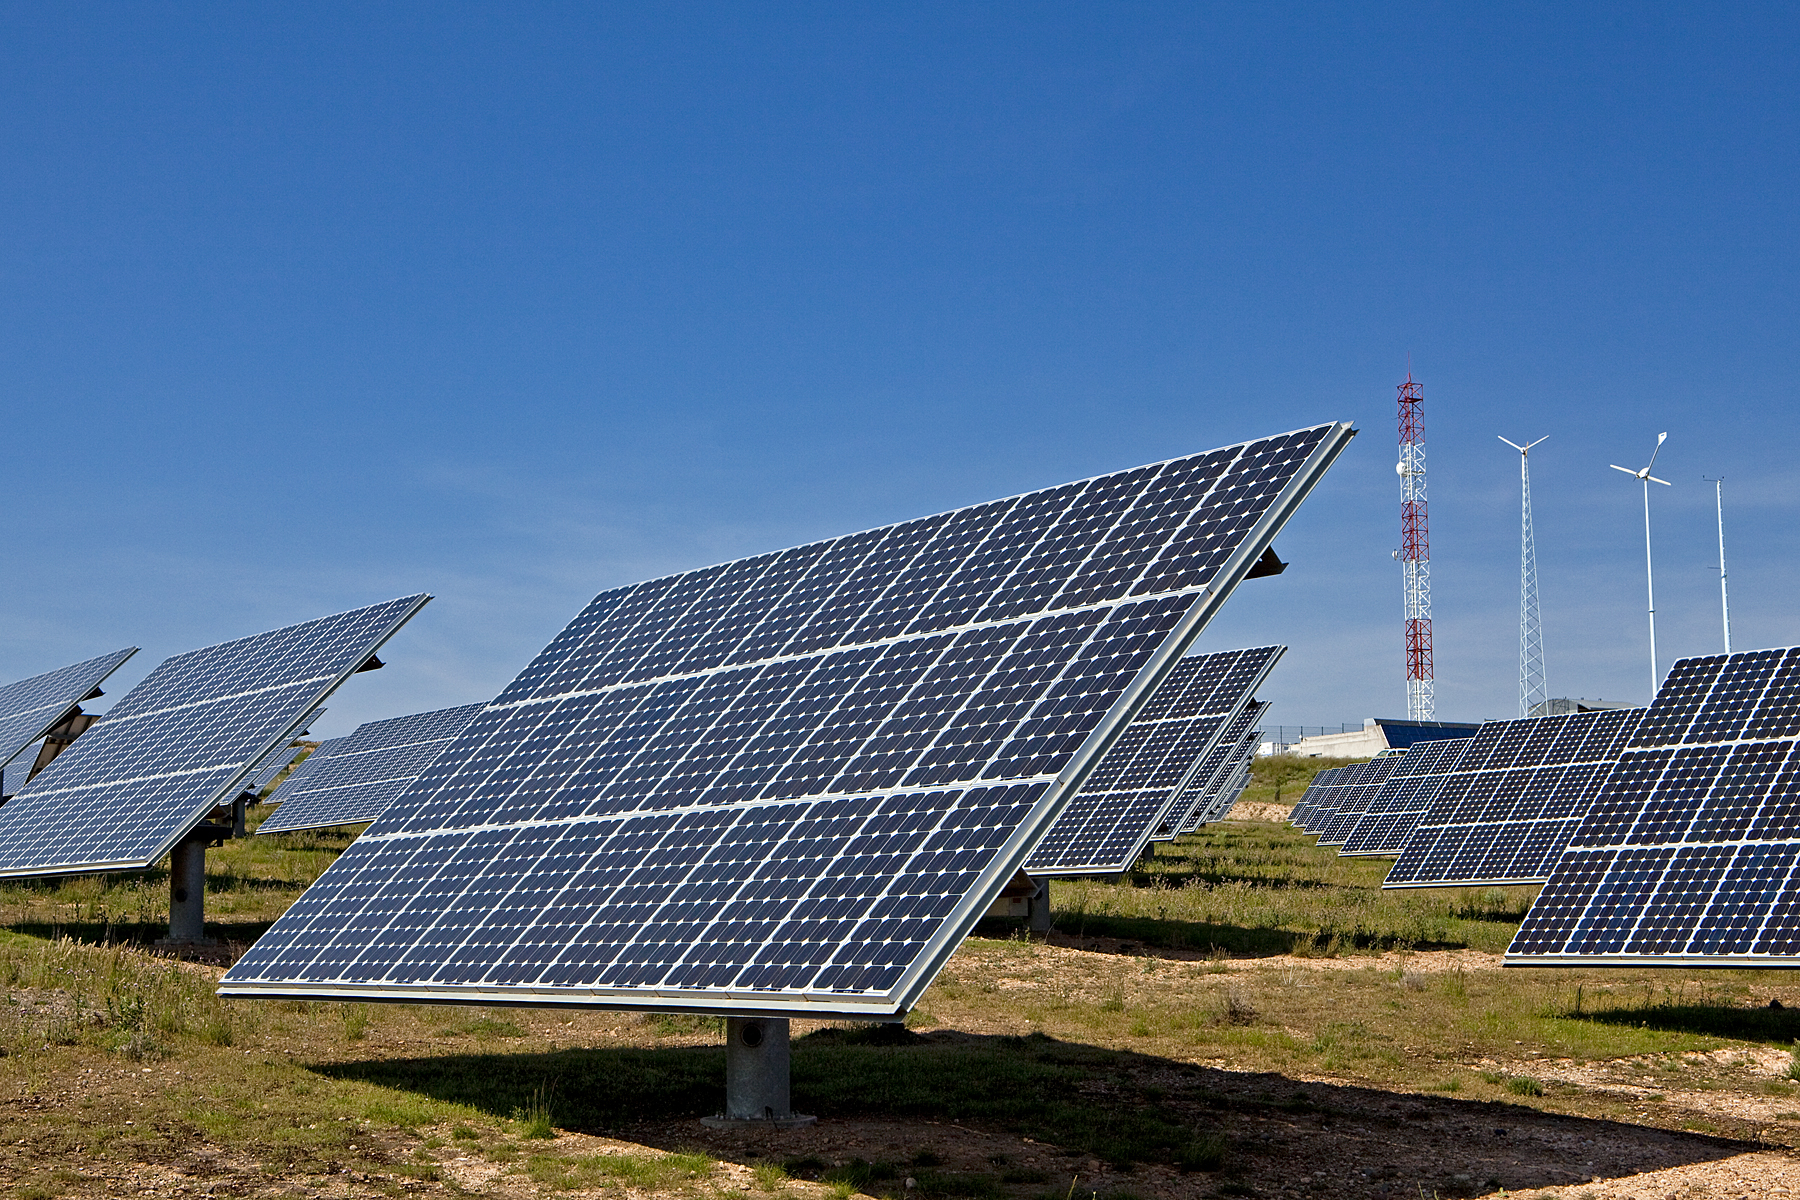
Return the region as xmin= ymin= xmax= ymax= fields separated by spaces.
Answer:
xmin=315 ymin=1029 xmax=1222 ymax=1169
xmin=4 ymin=918 xmax=276 ymax=948
xmin=1561 ymin=1001 xmax=1800 ymax=1043
xmin=314 ymin=1027 xmax=1755 ymax=1192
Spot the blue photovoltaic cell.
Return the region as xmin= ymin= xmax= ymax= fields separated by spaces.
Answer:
xmin=0 ymin=649 xmax=137 ymax=773
xmin=222 ymin=424 xmax=1352 ymax=1016
xmin=2 ymin=752 xmax=39 ymax=798
xmin=257 ymin=704 xmax=487 ymax=835
xmin=1336 ymin=735 xmax=1472 ymax=856
xmin=1383 ymin=708 xmax=1642 ymax=888
xmin=1508 ymin=646 xmax=1800 ymax=965
xmin=1173 ymin=699 xmax=1269 ymax=833
xmin=1026 ymin=645 xmax=1282 ymax=872
xmin=1314 ymin=754 xmax=1407 ymax=846
xmin=0 ymin=597 xmax=429 ymax=876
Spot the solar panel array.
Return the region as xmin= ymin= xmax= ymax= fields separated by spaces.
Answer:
xmin=0 ymin=649 xmax=137 ymax=772
xmin=246 ymin=744 xmax=308 ymax=795
xmin=0 ymin=596 xmax=430 ymax=876
xmin=1025 ymin=644 xmax=1282 ymax=874
xmin=221 ymin=423 xmax=1352 ymax=1015
xmin=1314 ymin=754 xmax=1406 ymax=845
xmin=1203 ymin=703 xmax=1271 ymax=824
xmin=257 ymin=703 xmax=486 ymax=835
xmin=1174 ymin=699 xmax=1270 ymax=832
xmin=1289 ymin=765 xmax=1348 ymax=831
xmin=1336 ymin=735 xmax=1472 ymax=856
xmin=1509 ymin=647 xmax=1800 ymax=965
xmin=1384 ymin=708 xmax=1641 ymax=888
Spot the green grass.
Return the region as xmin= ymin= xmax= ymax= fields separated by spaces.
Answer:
xmin=1042 ymin=819 xmax=1537 ymax=956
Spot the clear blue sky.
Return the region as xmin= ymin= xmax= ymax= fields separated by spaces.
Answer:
xmin=2 ymin=3 xmax=1796 ymax=737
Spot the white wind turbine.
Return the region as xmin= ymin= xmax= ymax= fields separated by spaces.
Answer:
xmin=1611 ymin=432 xmax=1671 ymax=696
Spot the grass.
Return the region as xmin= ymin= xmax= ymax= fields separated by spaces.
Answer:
xmin=8 ymin=810 xmax=1800 ymax=1196
xmin=1041 ymin=819 xmax=1538 ymax=956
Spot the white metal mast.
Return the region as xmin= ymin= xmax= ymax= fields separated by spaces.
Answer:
xmin=1611 ymin=433 xmax=1670 ymax=696
xmin=1706 ymin=476 xmax=1731 ymax=653
xmin=1501 ymin=436 xmax=1548 ymax=717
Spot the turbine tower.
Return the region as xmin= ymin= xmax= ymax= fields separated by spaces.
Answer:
xmin=1398 ymin=374 xmax=1433 ymax=720
xmin=1501 ymin=436 xmax=1548 ymax=717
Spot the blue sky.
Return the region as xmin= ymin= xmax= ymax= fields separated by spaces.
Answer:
xmin=1 ymin=3 xmax=1795 ymax=737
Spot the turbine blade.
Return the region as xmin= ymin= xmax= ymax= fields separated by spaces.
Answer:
xmin=1609 ymin=464 xmax=1636 ymax=475
xmin=1649 ymin=475 xmax=1672 ymax=486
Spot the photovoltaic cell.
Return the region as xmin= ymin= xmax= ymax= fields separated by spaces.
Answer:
xmin=1508 ymin=646 xmax=1800 ymax=965
xmin=257 ymin=704 xmax=487 ymax=835
xmin=221 ymin=424 xmax=1352 ymax=1016
xmin=0 ymin=649 xmax=137 ymax=772
xmin=0 ymin=597 xmax=429 ymax=876
xmin=1336 ymin=736 xmax=1472 ymax=856
xmin=1026 ymin=645 xmax=1282 ymax=872
xmin=1384 ymin=708 xmax=1642 ymax=888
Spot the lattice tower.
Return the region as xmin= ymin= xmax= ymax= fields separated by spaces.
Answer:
xmin=1398 ymin=375 xmax=1433 ymax=720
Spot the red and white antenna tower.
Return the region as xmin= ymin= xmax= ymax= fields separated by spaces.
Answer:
xmin=1397 ymin=373 xmax=1434 ymax=720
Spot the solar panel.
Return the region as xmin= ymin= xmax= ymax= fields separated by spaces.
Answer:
xmin=1383 ymin=707 xmax=1642 ymax=888
xmin=1288 ymin=765 xmax=1346 ymax=830
xmin=0 ymin=597 xmax=430 ymax=876
xmin=1507 ymin=646 xmax=1800 ymax=965
xmin=1295 ymin=759 xmax=1376 ymax=833
xmin=1024 ymin=645 xmax=1282 ymax=873
xmin=1314 ymin=753 xmax=1407 ymax=845
xmin=0 ymin=649 xmax=137 ymax=773
xmin=257 ymin=704 xmax=486 ymax=835
xmin=245 ymin=743 xmax=308 ymax=795
xmin=267 ymin=737 xmax=346 ymax=801
xmin=1196 ymin=702 xmax=1271 ymax=825
xmin=2 ymin=751 xmax=38 ymax=797
xmin=1170 ymin=698 xmax=1269 ymax=833
xmin=1336 ymin=735 xmax=1473 ymax=856
xmin=221 ymin=423 xmax=1353 ymax=1016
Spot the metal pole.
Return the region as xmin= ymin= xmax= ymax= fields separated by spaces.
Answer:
xmin=1643 ymin=477 xmax=1658 ymax=694
xmin=1714 ymin=478 xmax=1731 ymax=654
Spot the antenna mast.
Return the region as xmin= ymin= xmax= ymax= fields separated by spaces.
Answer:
xmin=1708 ymin=476 xmax=1731 ymax=653
xmin=1502 ymin=436 xmax=1548 ymax=717
xmin=1398 ymin=374 xmax=1433 ymax=720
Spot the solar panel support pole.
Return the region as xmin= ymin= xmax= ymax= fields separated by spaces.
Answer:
xmin=699 ymin=1018 xmax=816 ymax=1129
xmin=165 ymin=834 xmax=212 ymax=945
xmin=1029 ymin=879 xmax=1053 ymax=934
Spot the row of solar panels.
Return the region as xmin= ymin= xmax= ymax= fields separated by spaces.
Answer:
xmin=1289 ymin=645 xmax=1800 ymax=965
xmin=0 ymin=422 xmax=1348 ymax=1019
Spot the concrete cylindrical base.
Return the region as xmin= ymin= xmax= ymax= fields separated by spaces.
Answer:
xmin=698 ymin=1017 xmax=815 ymax=1128
xmin=165 ymin=836 xmax=210 ymax=944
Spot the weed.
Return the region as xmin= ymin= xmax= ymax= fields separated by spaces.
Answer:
xmin=516 ymin=1082 xmax=556 ymax=1138
xmin=342 ymin=1003 xmax=370 ymax=1041
xmin=1507 ymin=1076 xmax=1546 ymax=1097
xmin=1221 ymin=986 xmax=1256 ymax=1025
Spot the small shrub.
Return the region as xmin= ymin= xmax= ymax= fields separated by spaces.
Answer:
xmin=1507 ymin=1076 xmax=1546 ymax=1097
xmin=1221 ymin=986 xmax=1256 ymax=1025
xmin=342 ymin=1004 xmax=369 ymax=1042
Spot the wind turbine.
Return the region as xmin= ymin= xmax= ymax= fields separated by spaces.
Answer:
xmin=1611 ymin=432 xmax=1670 ymax=696
xmin=1501 ymin=435 xmax=1548 ymax=718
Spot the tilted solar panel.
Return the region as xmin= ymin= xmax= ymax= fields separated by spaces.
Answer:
xmin=1172 ymin=699 xmax=1269 ymax=833
xmin=1297 ymin=759 xmax=1377 ymax=834
xmin=2 ymin=752 xmax=37 ymax=798
xmin=1336 ymin=735 xmax=1472 ymax=856
xmin=0 ymin=597 xmax=429 ymax=876
xmin=1384 ymin=707 xmax=1642 ymax=888
xmin=267 ymin=737 xmax=346 ymax=802
xmin=1507 ymin=647 xmax=1800 ymax=965
xmin=1026 ymin=645 xmax=1282 ymax=873
xmin=1199 ymin=704 xmax=1270 ymax=824
xmin=0 ymin=649 xmax=137 ymax=772
xmin=221 ymin=423 xmax=1352 ymax=1016
xmin=246 ymin=744 xmax=307 ymax=795
xmin=1288 ymin=765 xmax=1345 ymax=830
xmin=1315 ymin=753 xmax=1406 ymax=846
xmin=257 ymin=703 xmax=487 ymax=835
